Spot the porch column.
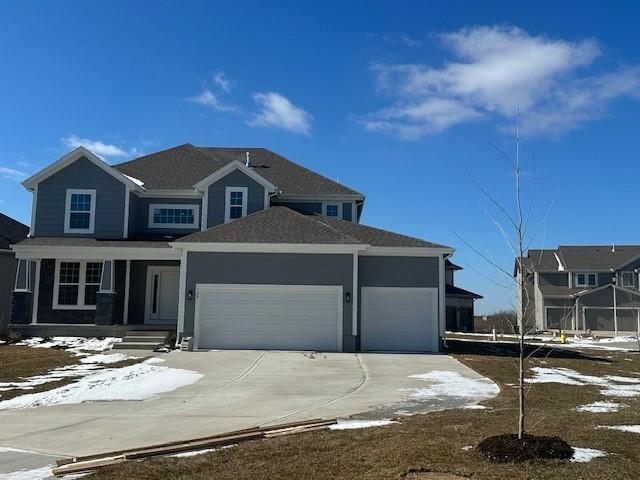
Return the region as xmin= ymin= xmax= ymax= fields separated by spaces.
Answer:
xmin=10 ymin=259 xmax=32 ymax=325
xmin=95 ymin=260 xmax=116 ymax=326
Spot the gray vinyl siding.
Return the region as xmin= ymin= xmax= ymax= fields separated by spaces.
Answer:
xmin=127 ymin=260 xmax=180 ymax=324
xmin=358 ymin=256 xmax=440 ymax=350
xmin=184 ymin=252 xmax=354 ymax=351
xmin=34 ymin=157 xmax=126 ymax=238
xmin=538 ymin=272 xmax=569 ymax=287
xmin=206 ymin=170 xmax=266 ymax=228
xmin=0 ymin=252 xmax=17 ymax=334
xmin=129 ymin=196 xmax=202 ymax=237
xmin=342 ymin=203 xmax=352 ymax=222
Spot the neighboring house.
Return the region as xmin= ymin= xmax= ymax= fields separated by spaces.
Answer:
xmin=0 ymin=213 xmax=29 ymax=335
xmin=517 ymin=245 xmax=640 ymax=334
xmin=10 ymin=144 xmax=458 ymax=352
xmin=444 ymin=259 xmax=482 ymax=332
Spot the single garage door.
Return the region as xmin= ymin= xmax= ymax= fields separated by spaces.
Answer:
xmin=361 ymin=287 xmax=439 ymax=352
xmin=195 ymin=284 xmax=343 ymax=351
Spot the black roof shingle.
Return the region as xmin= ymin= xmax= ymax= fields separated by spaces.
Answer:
xmin=0 ymin=213 xmax=29 ymax=250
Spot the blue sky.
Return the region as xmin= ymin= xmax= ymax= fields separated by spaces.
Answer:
xmin=1 ymin=0 xmax=640 ymax=313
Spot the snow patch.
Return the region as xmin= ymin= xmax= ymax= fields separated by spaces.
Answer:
xmin=0 ymin=363 xmax=203 ymax=410
xmin=0 ymin=466 xmax=52 ymax=480
xmin=79 ymin=353 xmax=134 ymax=364
xmin=571 ymin=447 xmax=607 ymax=463
xmin=329 ymin=419 xmax=397 ymax=430
xmin=462 ymin=404 xmax=489 ymax=410
xmin=405 ymin=371 xmax=500 ymax=404
xmin=527 ymin=367 xmax=640 ymax=398
xmin=576 ymin=401 xmax=622 ymax=413
xmin=169 ymin=445 xmax=235 ymax=458
xmin=598 ymin=424 xmax=640 ymax=434
xmin=16 ymin=337 xmax=121 ymax=353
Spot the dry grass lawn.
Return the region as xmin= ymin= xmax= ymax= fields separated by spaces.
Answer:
xmin=88 ymin=341 xmax=640 ymax=480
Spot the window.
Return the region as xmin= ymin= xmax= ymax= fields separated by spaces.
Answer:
xmin=64 ymin=189 xmax=96 ymax=234
xmin=322 ymin=203 xmax=342 ymax=218
xmin=53 ymin=260 xmax=102 ymax=309
xmin=620 ymin=271 xmax=635 ymax=288
xmin=225 ymin=187 xmax=248 ymax=222
xmin=148 ymin=204 xmax=199 ymax=229
xmin=575 ymin=272 xmax=597 ymax=287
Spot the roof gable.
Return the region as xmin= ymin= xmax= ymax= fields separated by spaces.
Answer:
xmin=193 ymin=160 xmax=276 ymax=192
xmin=23 ymin=147 xmax=143 ymax=191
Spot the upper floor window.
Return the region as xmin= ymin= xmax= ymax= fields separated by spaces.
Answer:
xmin=225 ymin=187 xmax=248 ymax=222
xmin=575 ymin=272 xmax=597 ymax=287
xmin=620 ymin=271 xmax=635 ymax=288
xmin=323 ymin=203 xmax=342 ymax=218
xmin=148 ymin=204 xmax=199 ymax=229
xmin=53 ymin=260 xmax=102 ymax=309
xmin=64 ymin=189 xmax=96 ymax=234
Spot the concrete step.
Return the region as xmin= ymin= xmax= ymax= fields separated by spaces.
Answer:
xmin=121 ymin=335 xmax=167 ymax=343
xmin=123 ymin=330 xmax=174 ymax=337
xmin=113 ymin=341 xmax=164 ymax=350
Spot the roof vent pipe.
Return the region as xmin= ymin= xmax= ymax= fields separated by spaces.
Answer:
xmin=245 ymin=151 xmax=251 ymax=168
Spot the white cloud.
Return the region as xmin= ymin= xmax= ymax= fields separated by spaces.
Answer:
xmin=213 ymin=72 xmax=233 ymax=92
xmin=248 ymin=92 xmax=312 ymax=135
xmin=0 ymin=166 xmax=28 ymax=181
xmin=361 ymin=25 xmax=640 ymax=138
xmin=187 ymin=88 xmax=238 ymax=113
xmin=62 ymin=135 xmax=141 ymax=161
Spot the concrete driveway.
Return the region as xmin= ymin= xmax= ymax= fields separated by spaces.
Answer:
xmin=0 ymin=350 xmax=487 ymax=461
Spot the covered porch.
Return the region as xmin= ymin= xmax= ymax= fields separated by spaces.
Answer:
xmin=9 ymin=239 xmax=182 ymax=335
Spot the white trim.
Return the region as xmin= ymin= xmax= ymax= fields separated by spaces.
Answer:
xmin=134 ymin=189 xmax=202 ymax=198
xmin=31 ymin=259 xmax=41 ymax=323
xmin=352 ymin=251 xmax=358 ymax=336
xmin=193 ymin=160 xmax=277 ymax=192
xmin=193 ymin=284 xmax=343 ymax=351
xmin=201 ymin=189 xmax=209 ymax=231
xmin=177 ymin=249 xmax=188 ymax=337
xmin=52 ymin=259 xmax=102 ymax=310
xmin=144 ymin=266 xmax=180 ymax=323
xmin=171 ymin=242 xmax=365 ymax=254
xmin=224 ymin=186 xmax=248 ymax=223
xmin=322 ymin=202 xmax=342 ymax=219
xmin=22 ymin=147 xmax=143 ymax=191
xmin=439 ymin=255 xmax=446 ymax=345
xmin=360 ymin=246 xmax=454 ymax=257
xmin=98 ymin=259 xmax=115 ymax=293
xmin=12 ymin=245 xmax=181 ymax=260
xmin=29 ymin=185 xmax=38 ymax=237
xmin=123 ymin=186 xmax=130 ymax=238
xmin=278 ymin=193 xmax=364 ymax=202
xmin=148 ymin=203 xmax=200 ymax=229
xmin=123 ymin=260 xmax=130 ymax=324
xmin=64 ymin=189 xmax=96 ymax=234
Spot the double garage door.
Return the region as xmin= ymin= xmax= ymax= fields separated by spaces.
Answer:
xmin=194 ymin=284 xmax=439 ymax=352
xmin=195 ymin=284 xmax=343 ymax=351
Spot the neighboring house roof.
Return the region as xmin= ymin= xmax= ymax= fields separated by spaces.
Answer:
xmin=174 ymin=206 xmax=450 ymax=249
xmin=13 ymin=237 xmax=171 ymax=248
xmin=445 ymin=284 xmax=483 ymax=299
xmin=518 ymin=245 xmax=640 ymax=274
xmin=445 ymin=259 xmax=462 ymax=270
xmin=0 ymin=213 xmax=29 ymax=250
xmin=113 ymin=144 xmax=363 ymax=196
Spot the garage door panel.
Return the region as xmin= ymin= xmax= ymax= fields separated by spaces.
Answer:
xmin=362 ymin=287 xmax=438 ymax=352
xmin=196 ymin=285 xmax=342 ymax=351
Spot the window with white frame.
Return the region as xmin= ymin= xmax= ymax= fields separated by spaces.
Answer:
xmin=64 ymin=189 xmax=96 ymax=234
xmin=53 ymin=260 xmax=102 ymax=309
xmin=620 ymin=271 xmax=635 ymax=288
xmin=225 ymin=187 xmax=248 ymax=222
xmin=322 ymin=203 xmax=342 ymax=218
xmin=575 ymin=272 xmax=597 ymax=287
xmin=148 ymin=204 xmax=199 ymax=229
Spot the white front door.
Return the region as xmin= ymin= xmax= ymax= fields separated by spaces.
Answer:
xmin=145 ymin=266 xmax=180 ymax=324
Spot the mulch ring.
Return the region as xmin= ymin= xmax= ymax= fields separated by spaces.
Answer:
xmin=477 ymin=433 xmax=573 ymax=463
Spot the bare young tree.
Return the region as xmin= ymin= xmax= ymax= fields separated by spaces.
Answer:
xmin=456 ymin=107 xmax=556 ymax=439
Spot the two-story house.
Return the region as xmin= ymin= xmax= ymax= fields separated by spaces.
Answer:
xmin=516 ymin=245 xmax=640 ymax=334
xmin=10 ymin=144 xmax=462 ymax=352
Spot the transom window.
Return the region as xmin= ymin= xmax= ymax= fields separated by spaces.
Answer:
xmin=148 ymin=204 xmax=199 ymax=229
xmin=64 ymin=189 xmax=96 ymax=234
xmin=323 ymin=203 xmax=342 ymax=218
xmin=575 ymin=272 xmax=597 ymax=287
xmin=225 ymin=187 xmax=248 ymax=222
xmin=620 ymin=271 xmax=635 ymax=288
xmin=54 ymin=261 xmax=102 ymax=309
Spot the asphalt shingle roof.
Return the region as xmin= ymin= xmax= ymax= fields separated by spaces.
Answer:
xmin=445 ymin=284 xmax=483 ymax=298
xmin=0 ymin=213 xmax=29 ymax=250
xmin=521 ymin=245 xmax=640 ymax=273
xmin=175 ymin=207 xmax=450 ymax=248
xmin=113 ymin=144 xmax=362 ymax=196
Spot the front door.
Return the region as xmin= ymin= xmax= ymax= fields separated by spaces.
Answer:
xmin=145 ymin=266 xmax=179 ymax=324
